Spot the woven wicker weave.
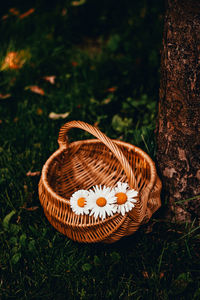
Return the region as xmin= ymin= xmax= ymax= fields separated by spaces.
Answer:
xmin=38 ymin=121 xmax=162 ymax=243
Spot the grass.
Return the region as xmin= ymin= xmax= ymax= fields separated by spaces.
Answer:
xmin=0 ymin=0 xmax=200 ymax=299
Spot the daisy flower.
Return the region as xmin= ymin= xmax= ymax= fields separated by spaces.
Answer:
xmin=87 ymin=185 xmax=117 ymax=220
xmin=70 ymin=189 xmax=90 ymax=215
xmin=113 ymin=182 xmax=138 ymax=216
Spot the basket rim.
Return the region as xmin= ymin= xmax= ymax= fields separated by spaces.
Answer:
xmin=40 ymin=138 xmax=157 ymax=206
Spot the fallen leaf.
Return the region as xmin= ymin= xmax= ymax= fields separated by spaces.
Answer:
xmin=142 ymin=271 xmax=149 ymax=279
xmin=1 ymin=52 xmax=24 ymax=70
xmin=26 ymin=171 xmax=40 ymax=176
xmin=16 ymin=215 xmax=21 ymax=223
xmin=9 ymin=8 xmax=20 ymax=16
xmin=61 ymin=8 xmax=67 ymax=16
xmin=106 ymin=87 xmax=117 ymax=93
xmin=2 ymin=15 xmax=9 ymax=21
xmin=19 ymin=8 xmax=35 ymax=19
xmin=37 ymin=108 xmax=43 ymax=115
xmin=160 ymin=272 xmax=165 ymax=279
xmin=94 ymin=121 xmax=99 ymax=127
xmin=1 ymin=50 xmax=30 ymax=71
xmin=43 ymin=76 xmax=56 ymax=84
xmin=21 ymin=206 xmax=39 ymax=211
xmin=49 ymin=112 xmax=70 ymax=120
xmin=26 ymin=86 xmax=45 ymax=96
xmin=0 ymin=93 xmax=11 ymax=99
xmin=71 ymin=61 xmax=78 ymax=67
xmin=71 ymin=0 xmax=86 ymax=6
xmin=102 ymin=98 xmax=111 ymax=104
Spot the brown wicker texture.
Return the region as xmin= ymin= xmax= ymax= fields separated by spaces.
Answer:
xmin=38 ymin=121 xmax=162 ymax=243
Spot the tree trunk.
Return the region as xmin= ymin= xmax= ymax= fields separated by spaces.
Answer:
xmin=156 ymin=0 xmax=200 ymax=222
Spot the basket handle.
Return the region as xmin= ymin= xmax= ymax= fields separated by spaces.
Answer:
xmin=58 ymin=120 xmax=137 ymax=189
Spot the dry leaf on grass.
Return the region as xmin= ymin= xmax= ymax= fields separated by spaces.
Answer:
xmin=61 ymin=8 xmax=67 ymax=16
xmin=37 ymin=108 xmax=43 ymax=115
xmin=142 ymin=271 xmax=149 ymax=279
xmin=43 ymin=76 xmax=56 ymax=84
xmin=1 ymin=50 xmax=31 ymax=71
xmin=20 ymin=205 xmax=39 ymax=211
xmin=2 ymin=15 xmax=9 ymax=21
xmin=106 ymin=87 xmax=117 ymax=93
xmin=19 ymin=8 xmax=35 ymax=19
xmin=160 ymin=272 xmax=165 ymax=279
xmin=26 ymin=86 xmax=45 ymax=96
xmin=0 ymin=93 xmax=11 ymax=99
xmin=102 ymin=98 xmax=111 ymax=104
xmin=2 ymin=51 xmax=24 ymax=70
xmin=26 ymin=171 xmax=40 ymax=176
xmin=94 ymin=121 xmax=99 ymax=127
xmin=71 ymin=61 xmax=78 ymax=67
xmin=9 ymin=8 xmax=20 ymax=16
xmin=71 ymin=0 xmax=86 ymax=6
xmin=49 ymin=112 xmax=70 ymax=120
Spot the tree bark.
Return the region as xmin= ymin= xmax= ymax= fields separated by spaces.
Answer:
xmin=156 ymin=0 xmax=200 ymax=222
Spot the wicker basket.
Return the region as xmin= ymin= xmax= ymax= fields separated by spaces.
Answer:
xmin=38 ymin=121 xmax=162 ymax=243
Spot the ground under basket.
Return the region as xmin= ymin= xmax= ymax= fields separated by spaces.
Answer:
xmin=38 ymin=121 xmax=162 ymax=243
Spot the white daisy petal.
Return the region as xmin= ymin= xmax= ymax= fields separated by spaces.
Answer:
xmin=121 ymin=205 xmax=126 ymax=216
xmin=70 ymin=189 xmax=90 ymax=215
xmin=126 ymin=202 xmax=134 ymax=210
xmin=116 ymin=181 xmax=129 ymax=193
xmin=114 ymin=181 xmax=138 ymax=216
xmin=117 ymin=181 xmax=129 ymax=190
xmin=127 ymin=190 xmax=138 ymax=198
xmin=130 ymin=199 xmax=137 ymax=204
xmin=87 ymin=185 xmax=116 ymax=220
xmin=113 ymin=206 xmax=118 ymax=213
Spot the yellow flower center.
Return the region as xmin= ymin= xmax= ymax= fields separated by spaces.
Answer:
xmin=115 ymin=192 xmax=127 ymax=205
xmin=77 ymin=197 xmax=86 ymax=207
xmin=96 ymin=197 xmax=107 ymax=207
